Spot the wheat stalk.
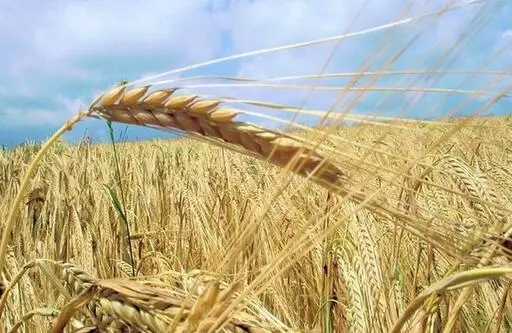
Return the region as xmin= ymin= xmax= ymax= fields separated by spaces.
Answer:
xmin=90 ymin=84 xmax=490 ymax=266
xmin=50 ymin=275 xmax=301 ymax=333
xmin=90 ymin=85 xmax=347 ymax=187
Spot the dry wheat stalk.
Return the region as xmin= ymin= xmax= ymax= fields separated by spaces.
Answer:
xmin=70 ymin=327 xmax=101 ymax=333
xmin=8 ymin=308 xmax=62 ymax=333
xmin=51 ymin=276 xmax=289 ymax=333
xmin=88 ymin=85 xmax=477 ymax=260
xmin=49 ymin=262 xmax=308 ymax=333
xmin=90 ymin=86 xmax=346 ymax=187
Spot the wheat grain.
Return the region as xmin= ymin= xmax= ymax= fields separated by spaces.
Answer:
xmin=91 ymin=86 xmax=346 ymax=187
xmin=51 ymin=275 xmax=293 ymax=333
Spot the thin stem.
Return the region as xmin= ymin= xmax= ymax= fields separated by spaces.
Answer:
xmin=106 ymin=120 xmax=136 ymax=276
xmin=128 ymin=0 xmax=487 ymax=88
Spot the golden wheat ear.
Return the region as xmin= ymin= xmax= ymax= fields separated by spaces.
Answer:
xmin=90 ymin=85 xmax=347 ymax=186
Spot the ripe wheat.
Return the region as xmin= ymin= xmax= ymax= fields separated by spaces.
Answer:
xmin=1 ymin=1 xmax=512 ymax=332
xmin=91 ymin=86 xmax=346 ymax=186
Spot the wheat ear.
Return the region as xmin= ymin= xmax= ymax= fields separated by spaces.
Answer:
xmin=90 ymin=85 xmax=346 ymax=186
xmin=89 ymin=85 xmax=472 ymax=256
xmin=51 ymin=276 xmax=288 ymax=333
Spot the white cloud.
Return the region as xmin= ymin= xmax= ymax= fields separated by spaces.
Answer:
xmin=7 ymin=1 xmax=223 ymax=60
xmin=1 ymin=108 xmax=68 ymax=127
xmin=0 ymin=0 xmax=227 ymax=99
xmin=0 ymin=95 xmax=86 ymax=126
xmin=2 ymin=0 xmax=497 ymax=86
xmin=0 ymin=0 xmax=510 ymax=144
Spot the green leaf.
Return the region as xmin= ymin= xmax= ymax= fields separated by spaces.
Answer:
xmin=103 ymin=184 xmax=127 ymax=223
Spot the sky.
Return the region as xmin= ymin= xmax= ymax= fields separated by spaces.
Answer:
xmin=0 ymin=0 xmax=511 ymax=148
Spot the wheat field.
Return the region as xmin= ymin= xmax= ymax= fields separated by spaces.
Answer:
xmin=1 ymin=1 xmax=512 ymax=332
xmin=1 ymin=115 xmax=512 ymax=332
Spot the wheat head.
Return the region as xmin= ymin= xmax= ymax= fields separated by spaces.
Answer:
xmin=90 ymin=86 xmax=346 ymax=187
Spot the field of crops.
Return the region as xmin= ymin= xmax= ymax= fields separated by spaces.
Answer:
xmin=0 ymin=114 xmax=511 ymax=332
xmin=1 ymin=0 xmax=511 ymax=331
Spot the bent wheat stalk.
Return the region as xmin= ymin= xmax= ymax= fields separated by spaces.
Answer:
xmin=87 ymin=84 xmax=489 ymax=258
xmin=90 ymin=85 xmax=347 ymax=187
xmin=50 ymin=275 xmax=292 ymax=333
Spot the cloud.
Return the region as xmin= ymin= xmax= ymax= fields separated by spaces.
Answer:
xmin=28 ymin=1 xmax=222 ymax=61
xmin=0 ymin=0 xmax=510 ymax=147
xmin=1 ymin=1 xmax=226 ymax=95
xmin=0 ymin=95 xmax=85 ymax=126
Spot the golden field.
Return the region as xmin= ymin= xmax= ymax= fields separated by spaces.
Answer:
xmin=1 ymin=115 xmax=511 ymax=332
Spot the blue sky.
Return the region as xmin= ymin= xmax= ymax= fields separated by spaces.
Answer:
xmin=0 ymin=0 xmax=511 ymax=148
